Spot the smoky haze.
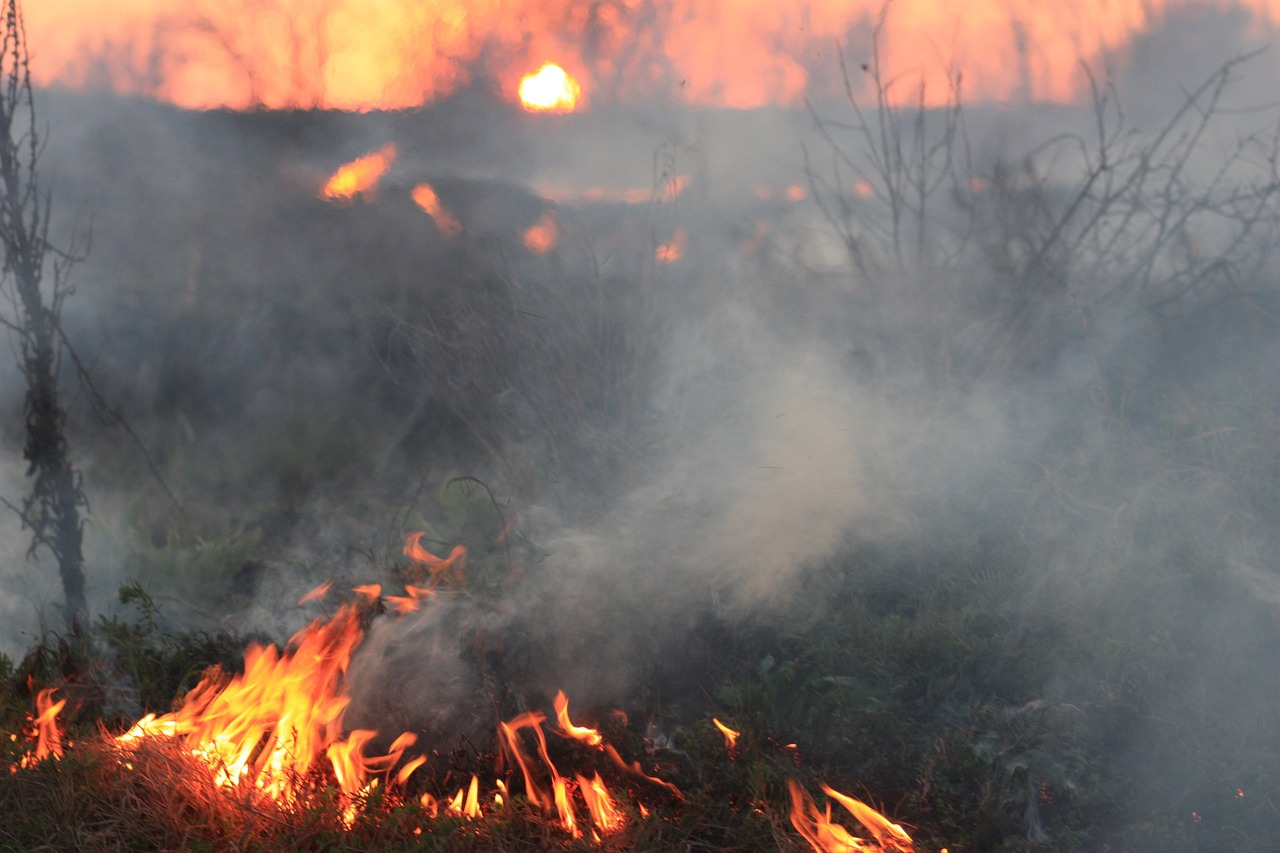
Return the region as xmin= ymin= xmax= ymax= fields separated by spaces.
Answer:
xmin=3 ymin=5 xmax=1279 ymax=845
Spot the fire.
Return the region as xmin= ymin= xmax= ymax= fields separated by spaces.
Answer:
xmin=523 ymin=210 xmax=561 ymax=254
xmin=10 ymin=687 xmax=66 ymax=771
xmin=788 ymin=779 xmax=915 ymax=853
xmin=712 ymin=717 xmax=740 ymax=752
xmin=555 ymin=690 xmax=603 ymax=747
xmin=3 ymin=532 xmax=921 ymax=849
xmin=29 ymin=0 xmax=1280 ymax=111
xmin=321 ymin=144 xmax=396 ymax=201
xmin=519 ymin=62 xmax=582 ymax=112
xmin=113 ymin=585 xmax=409 ymax=807
xmin=403 ymin=531 xmax=467 ymax=585
xmin=537 ymin=175 xmax=690 ymax=207
xmin=411 ymin=184 xmax=464 ymax=239
xmin=656 ymin=230 xmax=686 ymax=264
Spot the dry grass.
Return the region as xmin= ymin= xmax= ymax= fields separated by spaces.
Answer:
xmin=0 ymin=736 xmax=791 ymax=853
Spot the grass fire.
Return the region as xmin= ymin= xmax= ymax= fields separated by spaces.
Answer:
xmin=4 ymin=0 xmax=1280 ymax=850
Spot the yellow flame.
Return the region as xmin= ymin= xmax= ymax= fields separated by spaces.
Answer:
xmin=321 ymin=144 xmax=396 ymax=201
xmin=519 ymin=62 xmax=581 ymax=112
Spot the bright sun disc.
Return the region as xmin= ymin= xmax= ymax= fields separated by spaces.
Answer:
xmin=518 ymin=63 xmax=581 ymax=112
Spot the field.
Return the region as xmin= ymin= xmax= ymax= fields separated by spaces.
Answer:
xmin=2 ymin=43 xmax=1280 ymax=851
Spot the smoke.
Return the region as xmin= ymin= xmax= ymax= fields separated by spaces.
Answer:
xmin=2 ymin=5 xmax=1279 ymax=844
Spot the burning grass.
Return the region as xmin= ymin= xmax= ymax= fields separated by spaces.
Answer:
xmin=1 ymin=542 xmax=922 ymax=853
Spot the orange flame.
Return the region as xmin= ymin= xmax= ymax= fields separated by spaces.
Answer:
xmin=656 ymin=230 xmax=686 ymax=264
xmin=788 ymin=779 xmax=915 ymax=853
xmin=297 ymin=580 xmax=333 ymax=605
xmin=404 ymin=532 xmax=468 ymax=587
xmin=519 ymin=62 xmax=582 ymax=112
xmin=523 ymin=210 xmax=560 ymax=254
xmin=321 ymin=144 xmax=396 ymax=201
xmin=410 ymin=184 xmax=464 ymax=238
xmin=711 ymin=717 xmax=740 ymax=752
xmin=578 ymin=771 xmax=625 ymax=834
xmin=14 ymin=688 xmax=67 ymax=770
xmin=114 ymin=594 xmax=412 ymax=810
xmin=554 ymin=690 xmax=603 ymax=747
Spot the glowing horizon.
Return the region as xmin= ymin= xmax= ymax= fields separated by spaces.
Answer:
xmin=25 ymin=0 xmax=1280 ymax=111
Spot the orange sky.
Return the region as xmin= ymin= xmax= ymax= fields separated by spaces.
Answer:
xmin=24 ymin=0 xmax=1280 ymax=110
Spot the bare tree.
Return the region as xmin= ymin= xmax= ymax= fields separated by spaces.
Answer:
xmin=0 ymin=0 xmax=89 ymax=633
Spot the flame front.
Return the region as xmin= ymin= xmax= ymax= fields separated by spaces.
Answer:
xmin=114 ymin=585 xmax=411 ymax=808
xmin=321 ymin=144 xmax=396 ymax=201
xmin=518 ymin=62 xmax=581 ymax=112
xmin=788 ymin=779 xmax=915 ymax=853
xmin=30 ymin=0 xmax=1280 ymax=111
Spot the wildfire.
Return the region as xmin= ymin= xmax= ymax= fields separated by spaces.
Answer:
xmin=656 ymin=230 xmax=686 ymax=264
xmin=518 ymin=62 xmax=581 ymax=112
xmin=411 ymin=183 xmax=464 ymax=239
xmin=788 ymin=779 xmax=915 ymax=853
xmin=9 ymin=687 xmax=66 ymax=772
xmin=30 ymin=0 xmax=1280 ymax=111
xmin=712 ymin=717 xmax=740 ymax=752
xmin=4 ymin=532 xmax=921 ymax=849
xmin=523 ymin=210 xmax=561 ymax=254
xmin=321 ymin=144 xmax=396 ymax=201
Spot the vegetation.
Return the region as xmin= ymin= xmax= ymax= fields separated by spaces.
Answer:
xmin=2 ymin=10 xmax=1280 ymax=853
xmin=0 ymin=0 xmax=90 ymax=634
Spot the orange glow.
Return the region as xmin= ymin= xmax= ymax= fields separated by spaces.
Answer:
xmin=31 ymin=0 xmax=1280 ymax=111
xmin=711 ymin=717 xmax=740 ymax=752
xmin=786 ymin=184 xmax=807 ymax=202
xmin=321 ymin=144 xmax=396 ymax=201
xmin=537 ymin=176 xmax=690 ymax=207
xmin=409 ymin=184 xmax=465 ymax=236
xmin=519 ymin=62 xmax=581 ymax=112
xmin=788 ymin=779 xmax=915 ymax=853
xmin=656 ymin=230 xmax=686 ymax=264
xmin=410 ymin=184 xmax=464 ymax=239
xmin=523 ymin=210 xmax=561 ymax=254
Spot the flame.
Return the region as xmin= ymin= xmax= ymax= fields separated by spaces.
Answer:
xmin=298 ymin=580 xmax=333 ymax=605
xmin=403 ymin=532 xmax=467 ymax=586
xmin=321 ymin=144 xmax=396 ymax=201
xmin=523 ymin=210 xmax=561 ymax=254
xmin=788 ymin=779 xmax=915 ymax=853
xmin=410 ymin=184 xmax=463 ymax=239
xmin=578 ymin=771 xmax=625 ymax=834
xmin=538 ymin=175 xmax=690 ymax=207
xmin=711 ymin=717 xmax=740 ymax=752
xmin=113 ymin=588 xmax=412 ymax=810
xmin=12 ymin=688 xmax=66 ymax=770
xmin=554 ymin=690 xmax=603 ymax=747
xmin=519 ymin=62 xmax=581 ymax=112
xmin=498 ymin=706 xmax=640 ymax=837
xmin=31 ymin=0 xmax=1280 ymax=111
xmin=656 ymin=230 xmax=686 ymax=264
